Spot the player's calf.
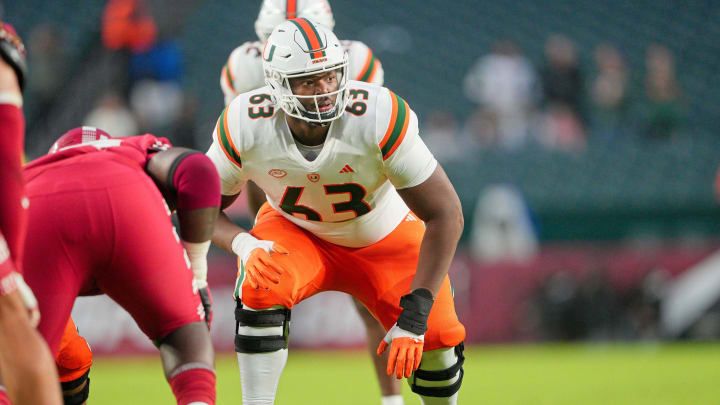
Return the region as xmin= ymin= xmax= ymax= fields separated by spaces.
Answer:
xmin=167 ymin=364 xmax=216 ymax=405
xmin=409 ymin=343 xmax=465 ymax=405
xmin=235 ymin=301 xmax=291 ymax=405
xmin=157 ymin=322 xmax=216 ymax=405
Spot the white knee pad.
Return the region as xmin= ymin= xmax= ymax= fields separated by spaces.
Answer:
xmin=235 ymin=304 xmax=290 ymax=405
xmin=409 ymin=343 xmax=465 ymax=404
xmin=235 ymin=303 xmax=290 ymax=353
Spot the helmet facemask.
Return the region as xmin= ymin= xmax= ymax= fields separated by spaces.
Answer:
xmin=266 ymin=58 xmax=349 ymax=125
xmin=263 ymin=18 xmax=349 ymax=126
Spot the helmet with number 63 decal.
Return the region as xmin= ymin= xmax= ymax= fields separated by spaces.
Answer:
xmin=254 ymin=0 xmax=335 ymax=43
xmin=262 ymin=18 xmax=349 ymax=125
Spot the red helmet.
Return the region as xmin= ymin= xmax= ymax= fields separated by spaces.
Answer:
xmin=48 ymin=126 xmax=112 ymax=154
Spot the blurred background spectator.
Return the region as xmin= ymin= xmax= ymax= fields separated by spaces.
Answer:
xmin=97 ymin=0 xmax=194 ymax=144
xmin=537 ymin=34 xmax=585 ymax=151
xmin=642 ymin=44 xmax=685 ymax=140
xmin=101 ymin=0 xmax=157 ymax=96
xmin=420 ymin=109 xmax=466 ymax=164
xmin=470 ymin=184 xmax=539 ymax=263
xmin=590 ymin=43 xmax=631 ymax=139
xmin=25 ymin=24 xmax=68 ymax=118
xmin=463 ymin=39 xmax=538 ymax=149
xmin=83 ymin=91 xmax=138 ymax=137
xmin=540 ymin=35 xmax=584 ymax=120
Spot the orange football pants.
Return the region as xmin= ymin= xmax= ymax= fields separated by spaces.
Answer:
xmin=242 ymin=204 xmax=466 ymax=351
xmin=56 ymin=318 xmax=92 ymax=383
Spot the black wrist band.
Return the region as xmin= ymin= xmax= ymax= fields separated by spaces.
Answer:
xmin=397 ymin=288 xmax=435 ymax=335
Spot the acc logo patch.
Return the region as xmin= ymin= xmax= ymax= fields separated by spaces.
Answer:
xmin=268 ymin=169 xmax=287 ymax=178
xmin=307 ymin=173 xmax=320 ymax=182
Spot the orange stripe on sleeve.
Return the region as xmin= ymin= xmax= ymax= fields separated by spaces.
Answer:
xmin=216 ymin=116 xmax=234 ymax=164
xmin=216 ymin=108 xmax=242 ymax=168
xmin=379 ymin=92 xmax=400 ymax=150
xmin=223 ymin=109 xmax=241 ymax=160
xmin=225 ymin=54 xmax=236 ymax=82
xmin=221 ymin=65 xmax=232 ymax=90
xmin=382 ymin=99 xmax=410 ymax=160
xmin=356 ymin=50 xmax=374 ymax=81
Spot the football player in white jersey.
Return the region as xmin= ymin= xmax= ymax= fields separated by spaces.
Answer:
xmin=218 ymin=1 xmax=399 ymax=404
xmin=207 ymin=19 xmax=466 ymax=405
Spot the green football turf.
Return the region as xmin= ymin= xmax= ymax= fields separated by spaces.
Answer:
xmin=88 ymin=343 xmax=719 ymax=404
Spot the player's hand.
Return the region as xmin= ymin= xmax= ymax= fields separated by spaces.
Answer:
xmin=198 ymin=286 xmax=213 ymax=330
xmin=232 ymin=233 xmax=289 ymax=298
xmin=378 ymin=288 xmax=435 ymax=379
xmin=377 ymin=323 xmax=424 ymax=379
xmin=0 ymin=22 xmax=27 ymax=91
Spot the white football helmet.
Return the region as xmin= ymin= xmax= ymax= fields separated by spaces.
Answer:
xmin=255 ymin=0 xmax=335 ymax=43
xmin=262 ymin=18 xmax=349 ymax=125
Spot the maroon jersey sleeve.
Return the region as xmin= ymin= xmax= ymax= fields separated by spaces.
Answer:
xmin=0 ymin=103 xmax=27 ymax=274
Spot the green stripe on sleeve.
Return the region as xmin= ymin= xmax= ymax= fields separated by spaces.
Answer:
xmin=218 ymin=108 xmax=242 ymax=166
xmin=225 ymin=63 xmax=234 ymax=89
xmin=359 ymin=54 xmax=377 ymax=82
xmin=381 ymin=93 xmax=408 ymax=158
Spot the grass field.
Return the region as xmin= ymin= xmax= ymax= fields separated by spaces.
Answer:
xmin=89 ymin=343 xmax=719 ymax=404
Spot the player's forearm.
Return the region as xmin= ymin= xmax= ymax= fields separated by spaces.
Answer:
xmin=177 ymin=207 xmax=219 ymax=243
xmin=0 ymin=292 xmax=62 ymax=405
xmin=410 ymin=211 xmax=464 ymax=297
xmin=212 ymin=211 xmax=248 ymax=254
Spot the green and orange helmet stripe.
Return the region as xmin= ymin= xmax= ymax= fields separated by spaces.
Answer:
xmin=379 ymin=91 xmax=410 ymax=161
xmin=356 ymin=49 xmax=380 ymax=83
xmin=286 ymin=0 xmax=297 ymax=19
xmin=289 ymin=17 xmax=326 ymax=59
xmin=215 ymin=106 xmax=242 ymax=168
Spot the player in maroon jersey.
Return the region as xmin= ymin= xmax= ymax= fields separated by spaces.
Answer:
xmin=0 ymin=22 xmax=63 ymax=405
xmin=22 ymin=127 xmax=221 ymax=405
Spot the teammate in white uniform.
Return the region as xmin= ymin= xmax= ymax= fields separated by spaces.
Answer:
xmin=208 ymin=18 xmax=466 ymax=405
xmin=220 ymin=0 xmax=383 ymax=105
xmin=217 ymin=2 xmax=399 ymax=404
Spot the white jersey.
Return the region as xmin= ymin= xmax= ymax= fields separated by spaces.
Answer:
xmin=220 ymin=40 xmax=384 ymax=106
xmin=207 ymin=80 xmax=436 ymax=248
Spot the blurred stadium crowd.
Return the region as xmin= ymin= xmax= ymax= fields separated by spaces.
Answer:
xmin=4 ymin=0 xmax=720 ymax=345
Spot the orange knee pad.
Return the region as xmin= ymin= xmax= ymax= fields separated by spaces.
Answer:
xmin=56 ymin=319 xmax=93 ymax=383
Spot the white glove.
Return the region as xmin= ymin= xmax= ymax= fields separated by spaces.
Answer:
xmin=230 ymin=232 xmax=288 ymax=299
xmin=377 ymin=323 xmax=425 ymax=379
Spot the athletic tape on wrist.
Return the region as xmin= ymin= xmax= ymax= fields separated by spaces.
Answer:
xmin=181 ymin=240 xmax=211 ymax=286
xmin=231 ymin=232 xmax=258 ymax=259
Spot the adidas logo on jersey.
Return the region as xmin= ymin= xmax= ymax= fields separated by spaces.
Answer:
xmin=405 ymin=213 xmax=418 ymax=221
xmin=339 ymin=164 xmax=355 ymax=174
